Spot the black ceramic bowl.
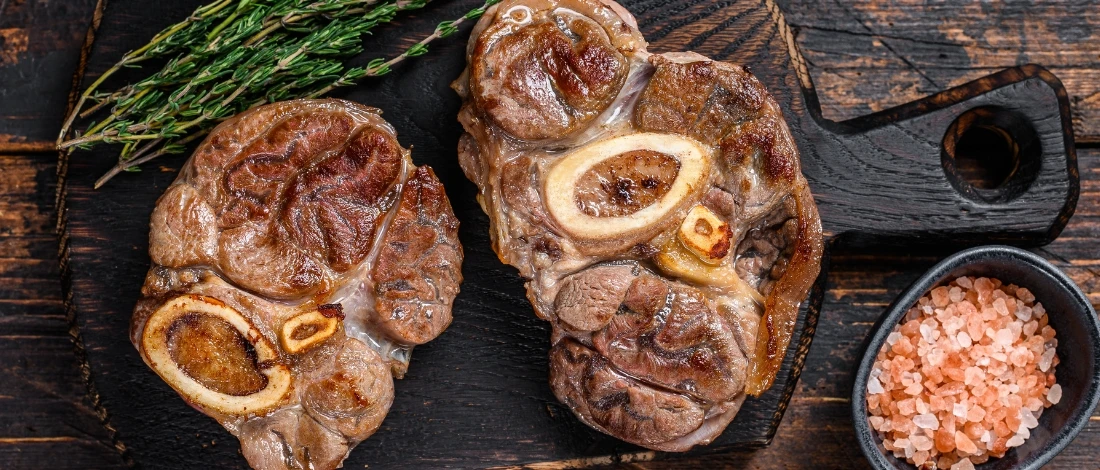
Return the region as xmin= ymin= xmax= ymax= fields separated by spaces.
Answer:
xmin=852 ymin=245 xmax=1100 ymax=470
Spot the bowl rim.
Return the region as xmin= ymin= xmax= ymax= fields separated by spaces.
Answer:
xmin=851 ymin=245 xmax=1100 ymax=470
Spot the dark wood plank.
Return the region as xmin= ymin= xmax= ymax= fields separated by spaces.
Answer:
xmin=776 ymin=0 xmax=1100 ymax=143
xmin=0 ymin=0 xmax=100 ymax=151
xmin=57 ymin=0 xmax=1081 ymax=469
xmin=0 ymin=154 xmax=124 ymax=469
xmin=0 ymin=0 xmax=1096 ymax=469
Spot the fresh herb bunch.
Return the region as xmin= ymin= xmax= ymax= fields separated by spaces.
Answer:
xmin=57 ymin=0 xmax=500 ymax=188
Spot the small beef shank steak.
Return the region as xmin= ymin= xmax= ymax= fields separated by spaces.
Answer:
xmin=454 ymin=0 xmax=823 ymax=451
xmin=131 ymin=99 xmax=462 ymax=469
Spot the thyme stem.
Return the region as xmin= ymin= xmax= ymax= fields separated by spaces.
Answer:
xmin=60 ymin=0 xmax=501 ymax=188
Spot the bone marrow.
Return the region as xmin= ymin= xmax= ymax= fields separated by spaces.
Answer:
xmin=142 ymin=295 xmax=293 ymax=416
xmin=544 ymin=132 xmax=711 ymax=242
xmin=281 ymin=307 xmax=343 ymax=354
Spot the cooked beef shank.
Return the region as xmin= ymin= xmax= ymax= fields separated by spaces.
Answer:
xmin=131 ymin=99 xmax=462 ymax=469
xmin=454 ymin=0 xmax=823 ymax=451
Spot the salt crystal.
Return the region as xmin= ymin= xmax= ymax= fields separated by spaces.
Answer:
xmin=974 ymin=277 xmax=994 ymax=297
xmin=957 ymin=331 xmax=972 ymax=348
xmin=1006 ymin=435 xmax=1025 ymax=447
xmin=913 ymin=450 xmax=930 ymax=466
xmin=955 ymin=431 xmax=978 ymax=454
xmin=912 ymin=434 xmax=934 ymax=451
xmin=953 ymin=402 xmax=967 ymax=419
xmin=1048 ymin=384 xmax=1063 ymax=404
xmin=866 ymin=276 xmax=1062 ymax=466
xmin=920 ymin=324 xmax=935 ymax=344
xmin=1015 ymin=301 xmax=1033 ymax=322
xmin=967 ymin=405 xmax=986 ymax=423
xmin=964 ymin=367 xmax=984 ymax=386
xmin=913 ymin=413 xmax=940 ymax=429
xmin=951 ymin=458 xmax=976 ymax=470
xmin=887 ymin=331 xmax=902 ymax=346
xmin=1017 ymin=423 xmax=1030 ymax=440
xmin=993 ymin=298 xmax=1009 ymax=316
xmin=928 ymin=348 xmax=945 ymax=367
xmin=898 ymin=399 xmax=916 ymax=415
xmin=1016 ymin=287 xmax=1035 ymax=303
xmin=867 ymin=376 xmax=884 ymax=394
xmin=1023 ymin=320 xmax=1038 ymax=337
xmin=1009 ymin=348 xmax=1029 ymax=367
xmin=932 ymin=286 xmax=951 ymax=307
xmin=916 ymin=397 xmax=929 ymax=414
xmin=1039 ymin=348 xmax=1055 ymax=372
xmin=950 ymin=286 xmax=964 ymax=302
xmin=1008 ymin=321 xmax=1023 ymax=340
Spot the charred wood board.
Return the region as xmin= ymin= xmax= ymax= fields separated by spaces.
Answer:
xmin=60 ymin=0 xmax=1078 ymax=468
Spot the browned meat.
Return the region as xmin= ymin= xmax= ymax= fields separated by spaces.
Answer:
xmin=466 ymin=0 xmax=643 ymax=140
xmin=454 ymin=0 xmax=823 ymax=452
xmin=132 ymin=99 xmax=462 ymax=469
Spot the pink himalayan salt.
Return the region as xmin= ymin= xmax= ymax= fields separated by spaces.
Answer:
xmin=1048 ymin=384 xmax=1063 ymax=404
xmin=952 ymin=458 xmax=976 ymax=470
xmin=914 ymin=413 xmax=939 ymax=429
xmin=913 ymin=450 xmax=930 ymax=466
xmin=955 ymin=431 xmax=978 ymax=454
xmin=966 ymin=404 xmax=986 ymax=423
xmin=866 ymin=276 xmax=1059 ymax=467
xmin=912 ymin=434 xmax=934 ymax=451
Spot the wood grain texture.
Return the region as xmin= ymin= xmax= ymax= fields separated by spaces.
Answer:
xmin=56 ymin=0 xmax=1080 ymax=468
xmin=0 ymin=0 xmax=1097 ymax=469
xmin=0 ymin=154 xmax=124 ymax=469
xmin=0 ymin=0 xmax=99 ymax=151
xmin=779 ymin=0 xmax=1100 ymax=143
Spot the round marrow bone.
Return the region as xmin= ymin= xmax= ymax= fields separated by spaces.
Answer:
xmin=141 ymin=295 xmax=293 ymax=416
xmin=544 ymin=133 xmax=711 ymax=241
xmin=678 ymin=205 xmax=732 ymax=264
xmin=280 ymin=304 xmax=343 ymax=355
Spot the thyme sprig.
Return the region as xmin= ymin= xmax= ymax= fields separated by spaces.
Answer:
xmin=58 ymin=0 xmax=501 ymax=188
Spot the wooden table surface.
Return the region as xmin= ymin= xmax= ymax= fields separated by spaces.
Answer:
xmin=1 ymin=1 xmax=1097 ymax=468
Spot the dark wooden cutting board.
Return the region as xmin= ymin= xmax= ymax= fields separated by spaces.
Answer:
xmin=59 ymin=0 xmax=1078 ymax=468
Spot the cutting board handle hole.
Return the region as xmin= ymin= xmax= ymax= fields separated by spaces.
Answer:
xmin=941 ymin=106 xmax=1040 ymax=204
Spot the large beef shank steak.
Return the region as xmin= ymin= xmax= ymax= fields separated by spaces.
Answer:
xmin=131 ymin=99 xmax=462 ymax=469
xmin=453 ymin=0 xmax=823 ymax=451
